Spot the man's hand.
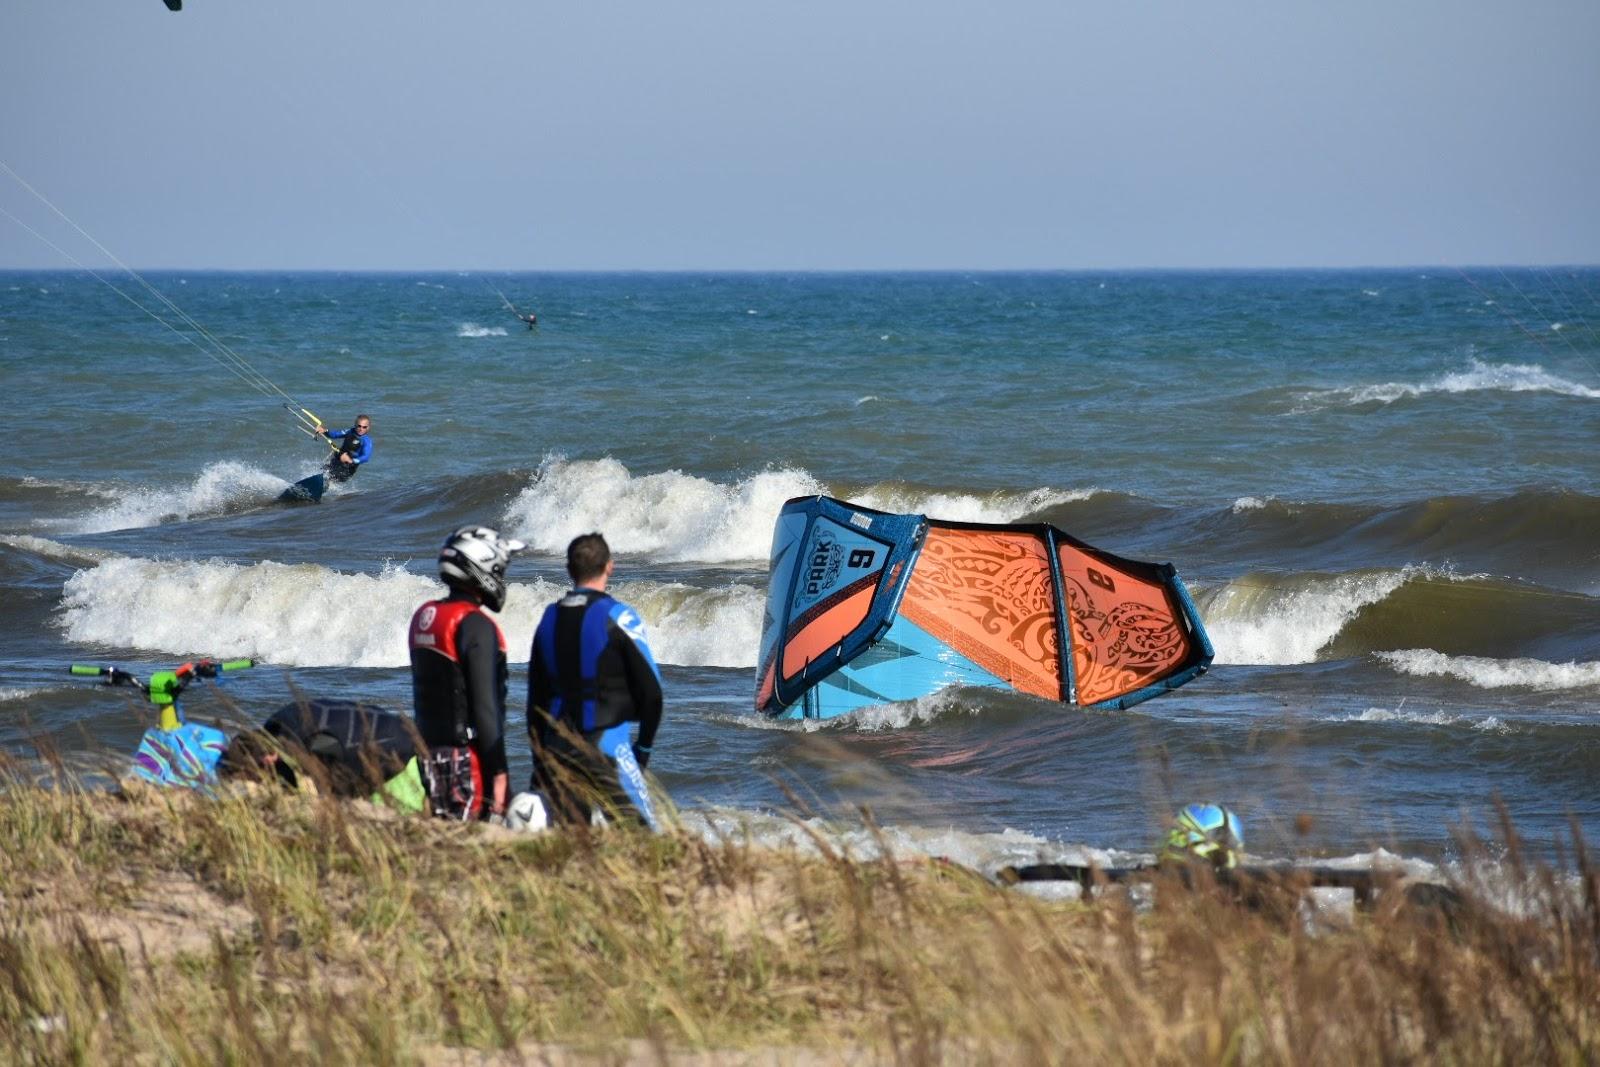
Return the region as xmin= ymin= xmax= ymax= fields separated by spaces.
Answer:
xmin=339 ymin=453 xmax=354 ymax=464
xmin=314 ymin=424 xmax=327 ymax=435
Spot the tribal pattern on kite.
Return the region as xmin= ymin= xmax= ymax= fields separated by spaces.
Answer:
xmin=755 ymin=496 xmax=1213 ymax=719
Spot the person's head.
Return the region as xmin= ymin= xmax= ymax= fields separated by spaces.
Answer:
xmin=438 ymin=525 xmax=527 ymax=612
xmin=1161 ymin=803 xmax=1244 ymax=869
xmin=566 ymin=532 xmax=612 ymax=586
xmin=354 ymin=414 xmax=372 ymax=433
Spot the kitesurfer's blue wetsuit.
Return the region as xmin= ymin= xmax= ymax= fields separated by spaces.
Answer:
xmin=322 ymin=426 xmax=372 ymax=483
xmin=528 ymin=588 xmax=664 ymax=830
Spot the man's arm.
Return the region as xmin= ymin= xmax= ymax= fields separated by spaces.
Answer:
xmin=347 ymin=435 xmax=373 ymax=464
xmin=457 ymin=612 xmax=509 ymax=813
xmin=527 ymin=607 xmax=555 ymax=743
xmin=610 ymin=604 xmax=664 ymax=762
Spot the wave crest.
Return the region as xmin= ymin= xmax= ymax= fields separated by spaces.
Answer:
xmin=1294 ymin=360 xmax=1600 ymax=411
xmin=1377 ymin=649 xmax=1600 ymax=692
xmin=501 ymin=457 xmax=1087 ymax=563
xmin=53 ymin=462 xmax=295 ymax=534
xmin=56 ymin=555 xmax=764 ymax=669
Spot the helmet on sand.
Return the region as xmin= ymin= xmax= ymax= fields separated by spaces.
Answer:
xmin=438 ymin=526 xmax=526 ymax=612
xmin=505 ymin=791 xmax=549 ymax=833
xmin=1162 ymin=803 xmax=1244 ymax=869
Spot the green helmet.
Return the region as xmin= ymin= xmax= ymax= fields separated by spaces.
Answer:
xmin=1162 ymin=803 xmax=1244 ymax=869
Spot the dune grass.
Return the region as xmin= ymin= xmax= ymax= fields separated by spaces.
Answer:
xmin=0 ymin=773 xmax=1595 ymax=1065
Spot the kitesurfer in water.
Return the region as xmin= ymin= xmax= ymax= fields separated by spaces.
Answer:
xmin=518 ymin=311 xmax=538 ymax=329
xmin=409 ymin=526 xmax=525 ymax=822
xmin=218 ymin=698 xmax=426 ymax=811
xmin=313 ymin=415 xmax=373 ymax=483
xmin=527 ymin=532 xmax=664 ymax=830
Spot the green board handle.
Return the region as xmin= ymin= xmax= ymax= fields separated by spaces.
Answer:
xmin=218 ymin=658 xmax=253 ymax=672
xmin=70 ymin=665 xmax=105 ymax=677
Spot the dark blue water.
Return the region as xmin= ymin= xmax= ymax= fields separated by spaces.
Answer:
xmin=2 ymin=269 xmax=1597 ymax=872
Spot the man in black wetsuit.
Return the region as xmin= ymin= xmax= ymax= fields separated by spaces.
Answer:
xmin=528 ymin=532 xmax=664 ymax=830
xmin=409 ymin=525 xmax=526 ymax=821
xmin=313 ymin=414 xmax=373 ymax=483
xmin=518 ymin=311 xmax=538 ymax=329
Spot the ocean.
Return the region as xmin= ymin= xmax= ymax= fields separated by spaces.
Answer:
xmin=2 ymin=268 xmax=1597 ymax=877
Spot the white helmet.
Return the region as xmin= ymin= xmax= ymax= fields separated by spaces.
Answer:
xmin=438 ymin=525 xmax=526 ymax=612
xmin=505 ymin=791 xmax=549 ymax=833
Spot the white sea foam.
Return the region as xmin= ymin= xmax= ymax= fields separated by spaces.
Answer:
xmin=1199 ymin=567 xmax=1423 ymax=665
xmin=51 ymin=462 xmax=294 ymax=534
xmin=19 ymin=476 xmax=121 ymax=500
xmin=1342 ymin=707 xmax=1510 ymax=733
xmin=854 ymin=395 xmax=881 ymax=406
xmin=0 ymin=688 xmax=31 ymax=703
xmin=621 ymin=581 xmax=765 ymax=668
xmin=733 ymin=690 xmax=972 ymax=733
xmin=502 ymin=457 xmax=827 ymax=563
xmin=501 ymin=457 xmax=1091 ymax=563
xmin=55 ymin=555 xmax=764 ymax=669
xmin=1377 ymin=649 xmax=1600 ymax=691
xmin=1294 ymin=359 xmax=1600 ymax=411
xmin=0 ymin=535 xmax=119 ymax=567
xmin=852 ymin=485 xmax=1093 ymax=524
xmin=1231 ymin=496 xmax=1270 ymax=512
xmin=456 ymin=323 xmax=508 ymax=337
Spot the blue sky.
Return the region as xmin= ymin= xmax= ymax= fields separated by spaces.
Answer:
xmin=3 ymin=1 xmax=1597 ymax=269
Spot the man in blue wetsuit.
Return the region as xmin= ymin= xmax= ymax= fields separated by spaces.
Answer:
xmin=313 ymin=414 xmax=373 ymax=483
xmin=528 ymin=532 xmax=664 ymax=830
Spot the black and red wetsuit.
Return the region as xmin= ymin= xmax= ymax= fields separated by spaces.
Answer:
xmin=408 ymin=595 xmax=509 ymax=796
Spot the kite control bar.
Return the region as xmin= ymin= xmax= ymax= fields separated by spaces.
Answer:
xmin=284 ymin=403 xmax=340 ymax=452
xmin=70 ymin=658 xmax=253 ymax=730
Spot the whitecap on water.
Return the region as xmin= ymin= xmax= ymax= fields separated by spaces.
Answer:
xmin=1377 ymin=649 xmax=1600 ymax=692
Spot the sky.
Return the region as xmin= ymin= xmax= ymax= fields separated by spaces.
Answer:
xmin=2 ymin=0 xmax=1598 ymax=270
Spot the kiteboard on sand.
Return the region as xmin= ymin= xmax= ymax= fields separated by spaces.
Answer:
xmin=993 ymin=860 xmax=1467 ymax=915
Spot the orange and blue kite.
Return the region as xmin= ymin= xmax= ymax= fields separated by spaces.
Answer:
xmin=755 ymin=496 xmax=1213 ymax=719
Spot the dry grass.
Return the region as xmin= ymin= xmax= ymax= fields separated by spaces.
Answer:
xmin=0 ymin=777 xmax=1595 ymax=1065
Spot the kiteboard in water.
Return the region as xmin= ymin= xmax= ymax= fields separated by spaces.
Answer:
xmin=754 ymin=495 xmax=1213 ymax=719
xmin=279 ymin=472 xmax=327 ymax=503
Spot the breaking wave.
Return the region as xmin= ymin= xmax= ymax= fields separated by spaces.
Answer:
xmin=1198 ymin=567 xmax=1419 ymax=665
xmin=1377 ymin=650 xmax=1600 ymax=692
xmin=54 ymin=555 xmax=764 ymax=669
xmin=48 ymin=462 xmax=298 ymax=534
xmin=1293 ymin=360 xmax=1600 ymax=411
xmin=500 ymin=457 xmax=1084 ymax=564
xmin=0 ymin=534 xmax=120 ymax=568
xmin=1197 ymin=567 xmax=1599 ymax=665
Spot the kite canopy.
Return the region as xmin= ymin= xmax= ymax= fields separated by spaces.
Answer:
xmin=755 ymin=496 xmax=1213 ymax=719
